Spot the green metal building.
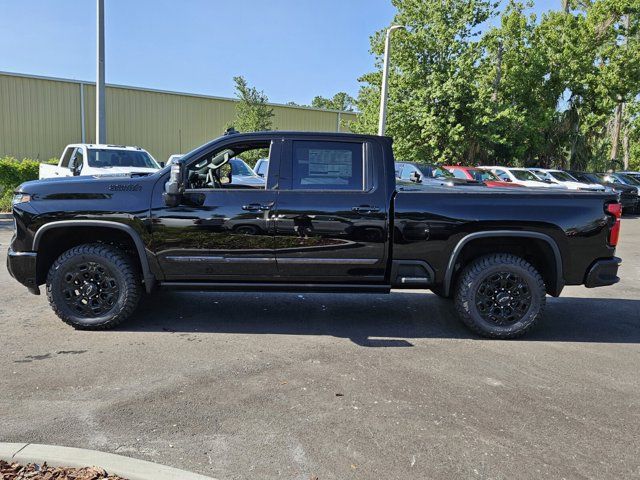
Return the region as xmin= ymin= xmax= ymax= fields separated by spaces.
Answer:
xmin=0 ymin=71 xmax=357 ymax=163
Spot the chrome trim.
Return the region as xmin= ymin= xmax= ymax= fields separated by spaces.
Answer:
xmin=277 ymin=258 xmax=379 ymax=265
xmin=166 ymin=256 xmax=273 ymax=263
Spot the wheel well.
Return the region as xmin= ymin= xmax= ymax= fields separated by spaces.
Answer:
xmin=448 ymin=236 xmax=560 ymax=295
xmin=35 ymin=226 xmax=143 ymax=285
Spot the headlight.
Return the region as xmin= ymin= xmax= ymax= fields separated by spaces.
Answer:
xmin=12 ymin=193 xmax=31 ymax=205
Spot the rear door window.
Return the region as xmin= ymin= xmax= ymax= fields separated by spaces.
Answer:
xmin=291 ymin=141 xmax=364 ymax=191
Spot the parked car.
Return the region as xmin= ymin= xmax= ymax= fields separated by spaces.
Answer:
xmin=599 ymin=173 xmax=640 ymax=212
xmin=167 ymin=154 xmax=183 ymax=165
xmin=480 ymin=167 xmax=565 ymax=188
xmin=527 ymin=168 xmax=606 ymax=191
xmin=395 ymin=162 xmax=483 ymax=186
xmin=227 ymin=158 xmax=265 ymax=187
xmin=8 ymin=131 xmax=621 ymax=339
xmin=568 ymin=171 xmax=639 ymax=214
xmin=619 ymin=171 xmax=640 ymax=183
xmin=254 ymin=158 xmax=269 ymax=178
xmin=444 ymin=166 xmax=523 ymax=188
xmin=39 ymin=144 xmax=160 ymax=179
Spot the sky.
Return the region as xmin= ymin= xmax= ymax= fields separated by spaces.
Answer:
xmin=0 ymin=0 xmax=559 ymax=105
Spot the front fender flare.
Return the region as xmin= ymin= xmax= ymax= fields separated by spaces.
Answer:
xmin=32 ymin=220 xmax=156 ymax=293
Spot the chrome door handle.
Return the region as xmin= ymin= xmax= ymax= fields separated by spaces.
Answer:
xmin=352 ymin=206 xmax=380 ymax=214
xmin=242 ymin=203 xmax=272 ymax=211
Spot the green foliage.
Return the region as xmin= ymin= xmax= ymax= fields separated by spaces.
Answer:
xmin=0 ymin=156 xmax=41 ymax=211
xmin=311 ymin=92 xmax=356 ymax=111
xmin=229 ymin=76 xmax=275 ymax=165
xmin=353 ymin=0 xmax=640 ymax=171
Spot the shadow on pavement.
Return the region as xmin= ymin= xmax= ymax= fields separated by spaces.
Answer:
xmin=122 ymin=291 xmax=640 ymax=345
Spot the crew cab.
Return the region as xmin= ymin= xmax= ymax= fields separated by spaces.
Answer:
xmin=39 ymin=144 xmax=161 ymax=179
xmin=7 ymin=132 xmax=622 ymax=339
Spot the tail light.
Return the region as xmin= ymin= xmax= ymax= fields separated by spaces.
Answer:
xmin=606 ymin=203 xmax=622 ymax=246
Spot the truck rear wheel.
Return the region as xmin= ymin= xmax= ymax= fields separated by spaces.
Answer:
xmin=46 ymin=243 xmax=141 ymax=330
xmin=454 ymin=254 xmax=546 ymax=339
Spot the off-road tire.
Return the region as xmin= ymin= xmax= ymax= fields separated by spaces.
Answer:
xmin=454 ymin=254 xmax=546 ymax=339
xmin=46 ymin=243 xmax=141 ymax=330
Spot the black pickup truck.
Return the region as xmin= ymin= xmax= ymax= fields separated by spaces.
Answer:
xmin=7 ymin=132 xmax=622 ymax=338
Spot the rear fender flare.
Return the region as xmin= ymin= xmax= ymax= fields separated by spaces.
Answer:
xmin=443 ymin=230 xmax=563 ymax=297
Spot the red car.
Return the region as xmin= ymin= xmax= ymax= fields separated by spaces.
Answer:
xmin=444 ymin=166 xmax=524 ymax=188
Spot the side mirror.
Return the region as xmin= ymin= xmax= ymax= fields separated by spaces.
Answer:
xmin=159 ymin=161 xmax=165 ymax=168
xmin=410 ymin=171 xmax=422 ymax=183
xmin=163 ymin=163 xmax=184 ymax=207
xmin=69 ymin=156 xmax=81 ymax=176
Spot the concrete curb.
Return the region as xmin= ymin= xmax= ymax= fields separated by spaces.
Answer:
xmin=0 ymin=443 xmax=217 ymax=480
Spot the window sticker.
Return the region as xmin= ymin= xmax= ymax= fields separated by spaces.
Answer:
xmin=307 ymin=149 xmax=353 ymax=177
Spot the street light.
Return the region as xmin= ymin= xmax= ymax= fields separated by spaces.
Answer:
xmin=96 ymin=0 xmax=106 ymax=144
xmin=378 ymin=25 xmax=405 ymax=136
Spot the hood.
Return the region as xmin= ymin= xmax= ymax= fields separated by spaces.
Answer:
xmin=91 ymin=166 xmax=159 ymax=175
xmin=557 ymin=181 xmax=605 ymax=191
xmin=484 ymin=180 xmax=523 ymax=188
xmin=16 ymin=172 xmax=155 ymax=199
xmin=231 ymin=175 xmax=266 ymax=186
xmin=518 ymin=180 xmax=564 ymax=188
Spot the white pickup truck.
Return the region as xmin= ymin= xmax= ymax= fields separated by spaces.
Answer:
xmin=39 ymin=144 xmax=161 ymax=179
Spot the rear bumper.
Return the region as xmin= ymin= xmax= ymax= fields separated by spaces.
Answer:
xmin=6 ymin=248 xmax=40 ymax=294
xmin=584 ymin=257 xmax=621 ymax=288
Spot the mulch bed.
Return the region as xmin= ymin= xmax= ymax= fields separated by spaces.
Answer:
xmin=0 ymin=460 xmax=127 ymax=480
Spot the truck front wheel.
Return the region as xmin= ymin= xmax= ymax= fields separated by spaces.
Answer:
xmin=46 ymin=243 xmax=141 ymax=330
xmin=454 ymin=254 xmax=546 ymax=339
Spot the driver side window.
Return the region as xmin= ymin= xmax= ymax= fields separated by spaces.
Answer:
xmin=185 ymin=142 xmax=269 ymax=191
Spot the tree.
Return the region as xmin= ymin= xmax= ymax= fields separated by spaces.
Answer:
xmin=351 ymin=0 xmax=498 ymax=164
xmin=227 ymin=76 xmax=275 ymax=165
xmin=311 ymin=92 xmax=356 ymax=111
xmin=230 ymin=76 xmax=274 ymax=134
xmin=352 ymin=0 xmax=640 ymax=171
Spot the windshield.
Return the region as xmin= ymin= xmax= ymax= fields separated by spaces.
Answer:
xmin=510 ymin=169 xmax=540 ymax=181
xmin=549 ymin=171 xmax=578 ymax=182
xmin=88 ymin=149 xmax=159 ymax=169
xmin=618 ymin=173 xmax=640 ymax=186
xmin=418 ymin=165 xmax=453 ymax=178
xmin=467 ymin=168 xmax=499 ymax=181
xmin=255 ymin=159 xmax=269 ymax=176
xmin=589 ymin=173 xmax=607 ymax=182
xmin=230 ymin=158 xmax=256 ymax=176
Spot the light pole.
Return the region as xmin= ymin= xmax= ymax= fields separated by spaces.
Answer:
xmin=96 ymin=0 xmax=106 ymax=144
xmin=378 ymin=25 xmax=405 ymax=136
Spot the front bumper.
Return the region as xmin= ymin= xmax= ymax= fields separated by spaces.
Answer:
xmin=6 ymin=248 xmax=40 ymax=294
xmin=584 ymin=257 xmax=621 ymax=288
xmin=620 ymin=195 xmax=638 ymax=213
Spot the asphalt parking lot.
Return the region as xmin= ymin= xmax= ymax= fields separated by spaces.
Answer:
xmin=1 ymin=218 xmax=639 ymax=480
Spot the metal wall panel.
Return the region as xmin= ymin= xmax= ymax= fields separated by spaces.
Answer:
xmin=0 ymin=74 xmax=81 ymax=160
xmin=0 ymin=72 xmax=358 ymax=163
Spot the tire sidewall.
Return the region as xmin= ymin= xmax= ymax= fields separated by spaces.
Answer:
xmin=460 ymin=260 xmax=545 ymax=337
xmin=48 ymin=251 xmax=130 ymax=327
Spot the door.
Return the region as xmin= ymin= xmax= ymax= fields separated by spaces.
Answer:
xmin=272 ymin=138 xmax=389 ymax=281
xmin=150 ymin=138 xmax=281 ymax=281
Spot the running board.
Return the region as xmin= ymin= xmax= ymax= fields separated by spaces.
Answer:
xmin=159 ymin=282 xmax=391 ymax=294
